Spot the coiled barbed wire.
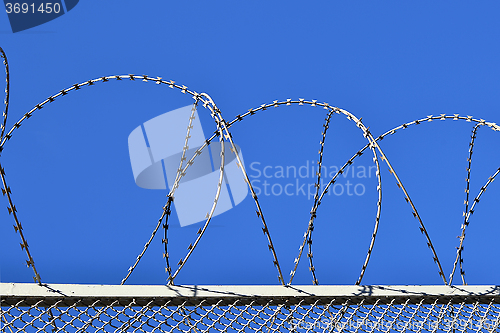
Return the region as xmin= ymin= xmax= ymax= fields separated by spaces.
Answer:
xmin=1 ymin=47 xmax=499 ymax=285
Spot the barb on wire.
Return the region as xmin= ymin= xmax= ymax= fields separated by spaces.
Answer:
xmin=0 ymin=162 xmax=41 ymax=284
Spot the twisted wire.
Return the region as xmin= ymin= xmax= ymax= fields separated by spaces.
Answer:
xmin=165 ymin=93 xmax=286 ymax=284
xmin=220 ymin=107 xmax=287 ymax=285
xmin=225 ymin=101 xmax=445 ymax=284
xmin=224 ymin=100 xmax=383 ymax=285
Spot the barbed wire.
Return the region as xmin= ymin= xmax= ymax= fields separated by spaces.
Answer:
xmin=0 ymin=47 xmax=42 ymax=286
xmin=0 ymin=46 xmax=10 ymax=144
xmin=309 ymin=115 xmax=499 ymax=285
xmin=450 ymin=164 xmax=500 ymax=286
xmin=225 ymin=103 xmax=448 ymax=284
xmin=448 ymin=124 xmax=481 ymax=285
xmin=228 ymin=110 xmax=500 ymax=285
xmin=288 ymin=109 xmax=336 ymax=285
xmin=1 ymin=46 xmax=499 ymax=285
xmin=0 ymin=162 xmax=41 ymax=284
xmin=196 ymin=99 xmax=447 ymax=285
xmin=229 ymin=101 xmax=384 ymax=286
xmin=0 ymin=72 xmax=285 ymax=285
xmin=166 ymin=95 xmax=232 ymax=284
xmin=164 ymin=101 xmax=200 ymax=284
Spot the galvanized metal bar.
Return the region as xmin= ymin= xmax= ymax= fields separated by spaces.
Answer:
xmin=2 ymin=283 xmax=499 ymax=303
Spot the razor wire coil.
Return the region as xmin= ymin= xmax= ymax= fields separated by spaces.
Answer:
xmin=0 ymin=47 xmax=499 ymax=286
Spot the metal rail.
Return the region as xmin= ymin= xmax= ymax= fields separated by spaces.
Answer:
xmin=2 ymin=283 xmax=499 ymax=304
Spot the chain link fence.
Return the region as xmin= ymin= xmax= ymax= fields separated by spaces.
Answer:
xmin=2 ymin=283 xmax=500 ymax=332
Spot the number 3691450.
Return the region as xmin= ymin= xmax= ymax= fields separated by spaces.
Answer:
xmin=5 ymin=3 xmax=61 ymax=14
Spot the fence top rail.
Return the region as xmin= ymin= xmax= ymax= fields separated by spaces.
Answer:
xmin=0 ymin=283 xmax=500 ymax=303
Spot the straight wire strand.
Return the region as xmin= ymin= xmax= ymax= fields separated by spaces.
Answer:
xmin=162 ymin=197 xmax=173 ymax=284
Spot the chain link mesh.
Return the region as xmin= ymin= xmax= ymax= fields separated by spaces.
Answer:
xmin=2 ymin=285 xmax=500 ymax=332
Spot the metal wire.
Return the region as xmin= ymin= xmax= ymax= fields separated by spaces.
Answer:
xmin=4 ymin=285 xmax=499 ymax=332
xmin=164 ymin=101 xmax=200 ymax=284
xmin=288 ymin=108 xmax=337 ymax=285
xmin=306 ymin=114 xmax=500 ymax=285
xmin=449 ymin=123 xmax=481 ymax=286
xmin=223 ymin=102 xmax=445 ymax=285
xmin=0 ymin=163 xmax=41 ymax=285
xmin=0 ymin=46 xmax=10 ymax=144
xmin=1 ymin=46 xmax=500 ymax=286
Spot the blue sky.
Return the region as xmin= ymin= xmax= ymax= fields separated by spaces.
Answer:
xmin=1 ymin=1 xmax=499 ymax=286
